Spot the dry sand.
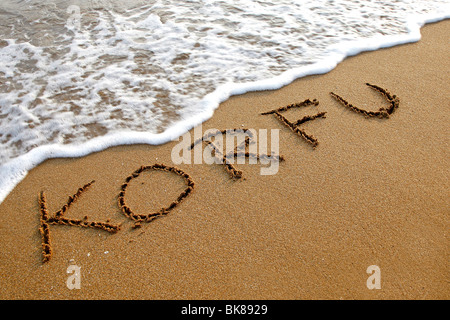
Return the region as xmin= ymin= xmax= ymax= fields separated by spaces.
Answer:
xmin=0 ymin=20 xmax=448 ymax=300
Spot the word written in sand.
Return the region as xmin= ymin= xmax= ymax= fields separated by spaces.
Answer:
xmin=118 ymin=164 xmax=195 ymax=229
xmin=36 ymin=83 xmax=399 ymax=263
xmin=37 ymin=164 xmax=194 ymax=262
xmin=205 ymin=140 xmax=284 ymax=180
xmin=261 ymin=83 xmax=399 ymax=147
xmin=261 ymin=98 xmax=327 ymax=149
xmin=330 ymin=83 xmax=399 ymax=118
xmin=188 ymin=128 xmax=256 ymax=151
xmin=188 ymin=128 xmax=284 ymax=179
xmin=39 ymin=181 xmax=120 ymax=263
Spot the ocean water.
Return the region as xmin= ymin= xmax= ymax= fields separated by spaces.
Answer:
xmin=0 ymin=0 xmax=449 ymax=203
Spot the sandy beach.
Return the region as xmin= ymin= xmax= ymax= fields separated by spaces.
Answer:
xmin=0 ymin=20 xmax=448 ymax=300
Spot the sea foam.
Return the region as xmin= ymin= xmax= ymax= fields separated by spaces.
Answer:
xmin=0 ymin=0 xmax=449 ymax=204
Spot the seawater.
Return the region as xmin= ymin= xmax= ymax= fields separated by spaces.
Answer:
xmin=0 ymin=0 xmax=449 ymax=203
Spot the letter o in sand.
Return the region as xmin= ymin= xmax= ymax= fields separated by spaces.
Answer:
xmin=118 ymin=164 xmax=195 ymax=228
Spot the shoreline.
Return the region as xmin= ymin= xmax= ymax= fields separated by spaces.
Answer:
xmin=0 ymin=20 xmax=449 ymax=300
xmin=1 ymin=15 xmax=449 ymax=205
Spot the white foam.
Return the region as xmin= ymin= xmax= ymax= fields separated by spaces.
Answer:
xmin=0 ymin=0 xmax=449 ymax=204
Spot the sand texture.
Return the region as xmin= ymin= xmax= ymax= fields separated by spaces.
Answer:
xmin=0 ymin=20 xmax=448 ymax=300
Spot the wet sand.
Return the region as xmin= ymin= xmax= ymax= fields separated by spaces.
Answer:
xmin=0 ymin=20 xmax=448 ymax=300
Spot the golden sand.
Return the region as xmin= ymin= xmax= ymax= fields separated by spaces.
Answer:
xmin=0 ymin=20 xmax=448 ymax=300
